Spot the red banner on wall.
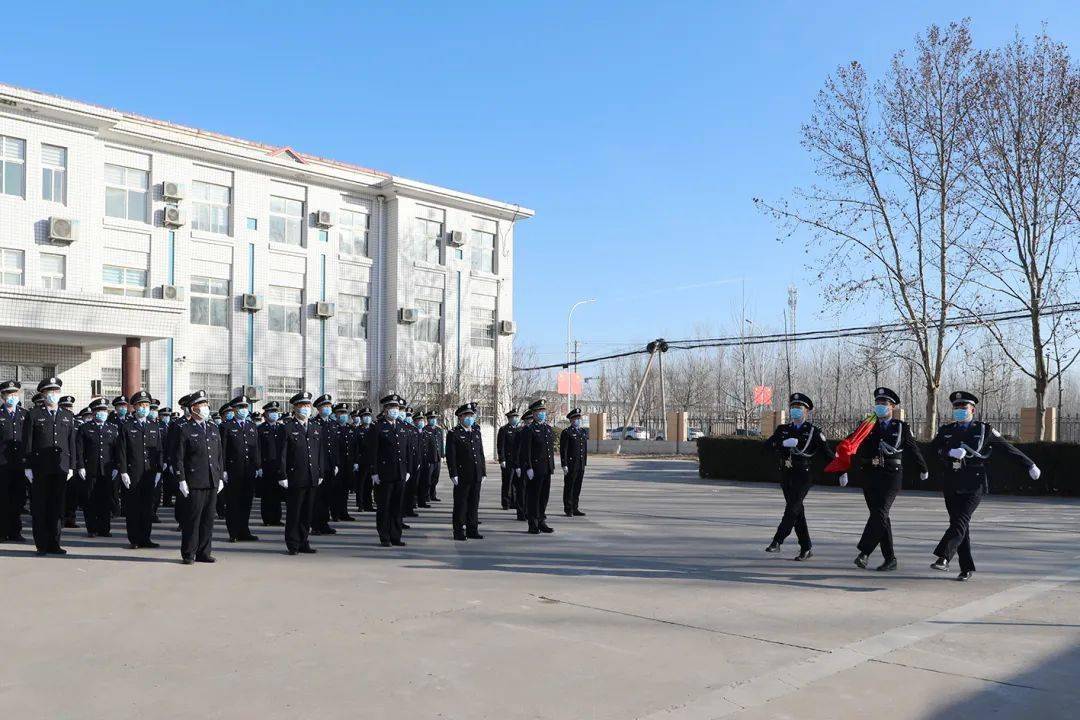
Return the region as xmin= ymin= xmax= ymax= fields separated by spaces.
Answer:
xmin=752 ymin=385 xmax=773 ymax=406
xmin=557 ymin=371 xmax=583 ymax=396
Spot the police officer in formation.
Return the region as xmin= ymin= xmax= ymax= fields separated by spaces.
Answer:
xmin=415 ymin=409 xmax=440 ymax=509
xmin=762 ymin=393 xmax=833 ymax=560
xmin=425 ymin=409 xmax=445 ymax=503
xmin=559 ymin=408 xmax=590 ymax=517
xmin=76 ymin=396 xmax=121 ymax=538
xmin=929 ymin=391 xmax=1040 ymax=581
xmin=400 ymin=407 xmax=422 ymax=521
xmin=520 ymin=399 xmax=556 ymax=535
xmin=366 ymin=393 xmax=408 ymax=547
xmin=221 ymin=395 xmax=262 ymax=542
xmin=445 ymin=402 xmax=486 ymax=541
xmin=351 ymin=405 xmax=376 ymax=512
xmin=279 ymin=391 xmax=323 ymax=555
xmin=0 ymin=379 xmax=29 ymax=543
xmin=258 ymin=401 xmax=286 ymax=527
xmin=171 ymin=390 xmax=224 ymax=564
xmin=327 ymin=402 xmax=356 ymax=523
xmin=511 ymin=408 xmax=534 ymax=521
xmin=497 ymin=408 xmax=520 ymax=511
xmin=23 ymin=377 xmax=78 ymax=555
xmin=117 ymin=390 xmax=163 ymax=549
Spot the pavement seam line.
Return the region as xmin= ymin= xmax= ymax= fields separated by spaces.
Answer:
xmin=865 ymin=657 xmax=1049 ymax=692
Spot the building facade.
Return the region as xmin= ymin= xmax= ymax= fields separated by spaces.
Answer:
xmin=0 ymin=83 xmax=531 ymax=443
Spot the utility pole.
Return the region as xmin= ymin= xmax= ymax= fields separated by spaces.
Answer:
xmin=616 ymin=339 xmax=667 ymax=456
xmin=786 ymin=285 xmax=797 ymax=394
xmin=572 ymin=339 xmax=580 ymax=409
xmin=658 ymin=344 xmax=667 ymax=440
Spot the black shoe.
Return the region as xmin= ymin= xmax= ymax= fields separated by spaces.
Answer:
xmin=466 ymin=531 xmax=484 ymax=540
xmin=539 ymin=523 xmax=554 ymax=534
xmin=151 ymin=515 xmax=161 ymax=523
xmin=796 ymin=548 xmax=814 ymax=561
xmin=502 ymin=503 xmax=510 ymax=511
xmin=143 ymin=541 xmax=160 ymax=549
xmin=572 ymin=510 xmax=586 ymax=516
xmin=287 ymin=549 xmax=298 ymax=555
xmin=931 ymin=557 xmax=949 ymax=571
xmin=417 ymin=504 xmax=430 ymax=509
xmin=766 ymin=541 xmax=782 ymax=553
xmin=362 ymin=505 xmax=376 ymax=512
xmin=876 ymin=558 xmax=898 ymax=572
xmin=239 ymin=535 xmax=260 ymax=542
xmin=340 ymin=514 xmax=356 ymax=521
xmin=957 ymin=570 xmax=975 ymax=582
xmin=227 ymin=537 xmax=238 ymax=543
xmin=299 ymin=546 xmax=317 ymax=554
xmin=196 ymin=555 xmax=216 ymax=563
xmin=401 ymin=523 xmax=411 ymax=530
xmin=854 ymin=553 xmax=869 ymax=569
xmin=380 ymin=540 xmax=392 ymax=547
xmin=310 ymin=529 xmax=326 ymax=536
xmin=516 ymin=513 xmax=527 ymax=521
xmin=453 ymin=533 xmax=467 ymax=541
xmin=565 ymin=510 xmax=574 ymax=517
xmin=528 ymin=526 xmax=540 ymax=534
xmin=11 ymin=535 xmax=27 ymax=543
xmin=101 ymin=532 xmax=112 ymax=538
xmin=430 ymin=496 xmax=441 ymax=502
xmin=129 ymin=543 xmax=141 ymax=550
xmin=63 ymin=519 xmax=77 ymax=529
xmin=391 ymin=540 xmax=406 ymax=547
xmin=36 ymin=549 xmax=48 ymax=556
xmin=87 ymin=532 xmax=97 ymax=538
xmin=51 ymin=547 xmax=67 ymax=555
xmin=181 ymin=557 xmax=194 ymax=565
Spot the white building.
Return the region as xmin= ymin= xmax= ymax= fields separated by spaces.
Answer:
xmin=0 ymin=83 xmax=532 ymax=443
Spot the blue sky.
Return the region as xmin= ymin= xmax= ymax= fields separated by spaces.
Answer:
xmin=7 ymin=1 xmax=1080 ymax=363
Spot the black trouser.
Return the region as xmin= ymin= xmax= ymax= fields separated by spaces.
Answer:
xmin=525 ymin=470 xmax=551 ymax=527
xmin=333 ymin=465 xmax=353 ymax=518
xmin=356 ymin=467 xmax=373 ymax=510
xmin=30 ymin=470 xmax=67 ymax=552
xmin=285 ymin=485 xmax=315 ymax=552
xmin=858 ymin=470 xmax=902 ymax=560
xmin=312 ymin=476 xmax=333 ymax=530
xmin=375 ymin=479 xmax=403 ymax=543
xmin=429 ymin=461 xmax=441 ymax=500
xmin=563 ymin=462 xmax=586 ymax=513
xmin=0 ymin=464 xmax=26 ymax=540
xmin=401 ymin=467 xmax=420 ymax=514
xmin=416 ymin=462 xmax=433 ymax=506
xmin=125 ymin=472 xmax=157 ymax=546
xmin=934 ymin=489 xmax=983 ymax=572
xmin=773 ymin=469 xmax=812 ymax=550
xmin=453 ymin=476 xmax=482 ymax=533
xmin=260 ymin=466 xmax=283 ymax=525
xmin=64 ymin=475 xmax=88 ymax=523
xmin=224 ymin=469 xmax=256 ymax=540
xmin=85 ymin=474 xmax=114 ymax=535
xmin=512 ymin=468 xmax=526 ymax=519
xmin=500 ymin=464 xmax=513 ymax=508
xmin=181 ymin=486 xmax=217 ymax=561
xmin=161 ymin=467 xmax=177 ymax=507
xmin=216 ymin=487 xmax=227 ymax=518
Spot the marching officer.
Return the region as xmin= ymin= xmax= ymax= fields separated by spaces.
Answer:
xmin=365 ymin=393 xmax=408 ymax=547
xmin=400 ymin=406 xmax=422 ymax=519
xmin=511 ymin=409 xmax=534 ymax=522
xmin=58 ymin=392 xmax=81 ymax=530
xmin=762 ymin=393 xmax=834 ymax=560
xmin=497 ymin=409 xmax=520 ymax=511
xmin=117 ymin=390 xmax=163 ymax=549
xmin=164 ymin=395 xmax=191 ymax=529
xmin=279 ymin=391 xmax=323 ymax=555
xmin=76 ymin=396 xmax=122 ymax=538
xmin=171 ymin=390 xmax=225 ymax=564
xmin=309 ymin=394 xmax=336 ymax=535
xmin=108 ymin=394 xmax=129 ymax=517
xmin=22 ymin=377 xmax=77 ymax=555
xmin=0 ymin=379 xmax=29 ymax=543
xmin=929 ymin=391 xmax=1040 ymax=581
xmin=521 ymin=399 xmax=556 ymax=535
xmin=416 ymin=409 xmax=440 ymax=509
xmin=560 ymin=408 xmax=590 ymax=517
xmin=157 ymin=405 xmax=175 ymax=509
xmin=328 ymin=402 xmax=356 ymax=522
xmin=852 ymin=387 xmax=928 ymax=571
xmin=445 ymin=402 xmax=486 ymax=540
xmin=257 ymin=401 xmax=286 ymax=526
xmin=221 ymin=395 xmax=262 ymax=542
xmin=351 ymin=406 xmax=376 ymax=512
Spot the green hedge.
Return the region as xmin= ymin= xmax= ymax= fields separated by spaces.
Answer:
xmin=696 ymin=436 xmax=1080 ymax=496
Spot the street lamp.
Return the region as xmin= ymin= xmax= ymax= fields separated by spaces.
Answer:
xmin=566 ymin=298 xmax=597 ymax=413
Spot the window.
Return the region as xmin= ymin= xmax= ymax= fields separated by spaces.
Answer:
xmin=469 ymin=384 xmax=495 ymax=427
xmin=471 ymin=228 xmax=496 ymax=274
xmin=0 ymin=249 xmax=24 ymax=286
xmin=267 ymin=375 xmax=303 ymax=406
xmin=40 ymin=253 xmax=65 ymax=290
xmin=337 ymin=378 xmax=370 ymax=406
xmin=339 ymin=208 xmax=369 ymax=257
xmin=269 ymin=196 xmax=303 ymax=246
xmin=190 ymin=372 xmax=230 ymax=411
xmin=414 ymin=298 xmax=442 ymax=343
xmin=41 ymin=145 xmax=66 ymax=204
xmin=0 ymin=364 xmax=57 ymax=407
xmin=1 ymin=136 xmax=26 ymax=197
xmin=191 ymin=181 xmax=231 ymax=234
xmin=337 ymin=293 xmax=369 ymax=340
xmin=104 ymin=164 xmax=149 ymax=222
xmin=190 ymin=276 xmax=229 ymax=327
xmin=470 ymin=307 xmax=496 ymax=348
xmin=268 ymin=286 xmax=302 ymax=333
xmin=101 ymin=367 xmax=149 ymax=402
xmin=246 ymin=217 xmax=258 ymax=230
xmin=414 ymin=210 xmax=443 ymax=264
xmin=103 ymin=265 xmax=147 ymax=297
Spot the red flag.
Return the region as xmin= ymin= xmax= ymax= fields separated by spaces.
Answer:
xmin=823 ymin=414 xmax=875 ymax=474
xmin=752 ymin=385 xmax=772 ymax=406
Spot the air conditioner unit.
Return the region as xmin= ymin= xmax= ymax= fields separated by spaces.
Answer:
xmin=163 ymin=206 xmax=185 ymax=227
xmin=241 ymin=293 xmax=263 ymax=312
xmin=162 ymin=181 xmax=185 ymax=202
xmin=315 ymin=301 xmax=335 ymax=318
xmin=161 ymin=284 xmax=185 ymax=301
xmin=445 ymin=230 xmax=465 ymax=247
xmin=398 ymin=307 xmax=419 ymax=324
xmin=498 ymin=320 xmax=516 ymax=335
xmin=48 ymin=217 xmax=78 ymax=244
xmin=313 ymin=210 xmax=334 ymax=229
xmin=241 ymin=385 xmax=259 ymax=400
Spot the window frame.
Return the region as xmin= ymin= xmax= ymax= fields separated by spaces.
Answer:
xmin=104 ymin=163 xmax=149 ymax=223
xmin=41 ymin=144 xmax=67 ymax=204
xmin=338 ymin=208 xmax=370 ymax=257
xmin=191 ymin=180 xmax=232 ymax=235
xmin=469 ymin=307 xmax=497 ymax=348
xmin=269 ymin=195 xmax=304 ymax=247
xmin=471 ymin=227 xmax=497 ymax=274
xmin=337 ymin=292 xmax=369 ymax=340
xmin=0 ymin=136 xmax=26 ymax=198
xmin=0 ymin=248 xmax=25 ymax=286
xmin=414 ymin=298 xmax=443 ymax=343
xmin=102 ymin=264 xmax=148 ymax=297
xmin=39 ymin=252 xmax=66 ymax=291
xmin=268 ymin=285 xmax=303 ymax=334
xmin=190 ymin=275 xmax=230 ymax=328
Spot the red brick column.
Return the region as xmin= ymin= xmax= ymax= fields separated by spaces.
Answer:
xmin=122 ymin=338 xmax=141 ymax=398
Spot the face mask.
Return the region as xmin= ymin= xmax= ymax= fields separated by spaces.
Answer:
xmin=149 ymin=410 xmax=159 ymax=420
xmin=414 ymin=418 xmax=423 ymax=427
xmin=873 ymin=404 xmax=890 ymax=419
xmin=197 ymin=406 xmax=210 ymax=420
xmin=237 ymin=408 xmax=249 ymax=420
xmin=319 ymin=406 xmax=332 ymax=418
xmin=428 ymin=418 xmax=437 ymax=427
xmin=462 ymin=416 xmax=475 ymax=427
xmin=297 ymin=406 xmax=312 ymax=418
xmin=45 ymin=392 xmax=60 ymax=406
xmin=572 ymin=419 xmax=582 ymax=428
xmin=135 ymin=407 xmax=150 ymax=419
xmin=160 ymin=415 xmax=170 ymax=425
xmin=953 ymin=408 xmax=971 ymax=422
xmin=361 ymin=414 xmax=372 ymax=425
xmin=224 ymin=411 xmax=235 ymax=422
xmin=338 ymin=413 xmax=350 ymax=425
xmin=789 ymin=407 xmax=805 ymax=422
xmin=95 ymin=410 xmax=108 ymax=422
xmin=510 ymin=417 xmax=520 ymax=426
xmin=3 ymin=395 xmax=17 ymax=407
xmin=268 ymin=411 xmax=280 ymax=422
xmin=387 ymin=408 xmax=400 ymax=421
xmin=117 ymin=407 xmax=128 ymax=417
xmin=536 ymin=411 xmax=547 ymax=422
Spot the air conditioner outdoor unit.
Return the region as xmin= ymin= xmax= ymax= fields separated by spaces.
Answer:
xmin=314 ymin=210 xmax=334 ymax=229
xmin=398 ymin=307 xmax=419 ymax=324
xmin=163 ymin=206 xmax=185 ymax=227
xmin=162 ymin=181 xmax=185 ymax=202
xmin=445 ymin=230 xmax=465 ymax=247
xmin=241 ymin=385 xmax=259 ymax=400
xmin=498 ymin=320 xmax=516 ymax=335
xmin=315 ymin=301 xmax=335 ymax=318
xmin=241 ymin=293 xmax=263 ymax=311
xmin=161 ymin=284 xmax=185 ymax=301
xmin=48 ymin=217 xmax=78 ymax=244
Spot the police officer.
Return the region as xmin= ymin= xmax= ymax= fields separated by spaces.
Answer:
xmin=165 ymin=395 xmax=191 ymax=530
xmin=400 ymin=406 xmax=422 ymax=520
xmin=521 ymin=399 xmax=556 ymax=535
xmin=76 ymin=396 xmax=121 ymax=538
xmin=445 ymin=402 xmax=486 ymax=540
xmin=157 ymin=405 xmax=175 ymax=509
xmin=23 ymin=377 xmax=77 ymax=555
xmin=221 ymin=395 xmax=261 ymax=543
xmin=351 ymin=406 xmax=376 ymax=512
xmin=108 ymin=395 xmax=129 ymax=517
xmin=762 ymin=394 xmax=834 ymax=560
xmin=415 ymin=409 xmax=440 ymax=509
xmin=560 ymin=408 xmax=590 ymax=517
xmin=109 ymin=395 xmax=130 ymax=425
xmin=327 ymin=402 xmax=356 ymax=522
xmin=279 ymin=391 xmax=323 ymax=555
xmin=117 ymin=390 xmax=163 ymax=549
xmin=929 ymin=391 xmax=1041 ymax=581
xmin=852 ymin=387 xmax=928 ymax=571
xmin=60 ymin=396 xmax=83 ymax=530
xmin=366 ymin=393 xmax=409 ymax=547
xmin=497 ymin=409 xmax=520 ymax=511
xmin=309 ymin=394 xmax=336 ymax=535
xmin=511 ymin=409 xmax=534 ymax=522
xmin=428 ymin=410 xmax=445 ymax=503
xmin=0 ymin=379 xmax=28 ymax=543
xmin=258 ymin=401 xmax=286 ymax=526
xmin=171 ymin=390 xmax=225 ymax=564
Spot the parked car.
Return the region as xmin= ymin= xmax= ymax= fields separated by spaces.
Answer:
xmin=609 ymin=425 xmax=649 ymax=441
xmin=687 ymin=428 xmax=704 ymax=440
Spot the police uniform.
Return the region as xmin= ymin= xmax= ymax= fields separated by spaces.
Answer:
xmin=156 ymin=406 xmax=175 ymax=509
xmin=364 ymin=394 xmax=408 ymax=546
xmin=58 ymin=396 xmax=82 ymax=528
xmin=511 ymin=410 xmax=534 ymax=521
xmin=171 ymin=390 xmax=225 ymax=563
xmin=280 ymin=392 xmax=324 ymax=554
xmin=350 ymin=407 xmax=376 ymax=512
xmin=325 ymin=402 xmax=356 ymax=523
xmin=221 ymin=396 xmax=261 ymax=542
xmin=854 ymin=388 xmax=927 ymax=570
xmin=257 ymin=401 xmax=287 ymax=526
xmin=22 ymin=377 xmax=78 ymax=554
xmin=520 ymin=399 xmax=557 ymax=534
xmin=445 ymin=402 xmax=487 ymax=540
xmin=76 ymin=397 xmax=122 ymax=538
xmin=559 ymin=408 xmax=590 ymax=517
xmin=165 ymin=396 xmax=191 ymax=528
xmin=108 ymin=395 xmax=129 ymax=517
xmin=763 ymin=394 xmax=833 ymax=558
xmin=309 ymin=395 xmax=337 ymax=535
xmin=497 ymin=410 xmax=520 ymax=510
xmin=416 ymin=409 xmax=441 ymax=509
xmin=0 ymin=380 xmax=29 ymax=542
xmin=400 ymin=407 xmax=422 ymax=519
xmin=117 ymin=390 xmax=164 ymax=548
xmin=929 ymin=391 xmax=1038 ymax=580
xmin=428 ymin=415 xmax=445 ymax=503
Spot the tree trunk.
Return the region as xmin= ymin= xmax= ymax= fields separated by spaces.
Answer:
xmin=922 ymin=380 xmax=939 ymax=440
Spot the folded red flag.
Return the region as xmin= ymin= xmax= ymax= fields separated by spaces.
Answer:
xmin=823 ymin=414 xmax=876 ymax=474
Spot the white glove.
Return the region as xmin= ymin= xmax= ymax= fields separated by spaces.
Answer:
xmin=223 ymin=471 xmax=228 ymax=483
xmin=500 ymin=461 xmax=506 ymax=468
xmin=948 ymin=448 xmax=966 ymax=459
xmin=179 ymin=480 xmax=190 ymax=497
xmin=66 ymin=469 xmax=73 ymax=481
xmin=217 ymin=479 xmax=224 ymax=493
xmin=163 ymin=464 xmax=170 ymax=473
xmin=78 ymin=468 xmax=86 ymax=480
xmin=120 ymin=473 xmax=132 ymax=489
xmin=1029 ymin=465 xmax=1041 ymax=480
xmin=255 ymin=469 xmax=263 ymax=478
xmin=278 ymin=479 xmax=288 ymax=489
xmin=839 ymin=473 xmax=848 ymax=487
xmin=24 ymin=469 xmax=33 ymax=482
xmin=562 ymin=466 xmax=568 ymax=474
xmin=317 ymin=477 xmax=323 ymax=486
xmin=353 ymin=464 xmax=359 ymax=472
xmin=405 ymin=473 xmax=411 ymax=482
xmin=919 ymin=472 xmax=929 ymax=481
xmin=481 ymin=476 xmax=486 ymax=483
xmin=452 ymin=476 xmax=459 ymax=486
xmin=372 ymin=474 xmax=381 ymax=485
xmin=154 ymin=472 xmax=161 ymax=487
xmin=515 ymin=468 xmax=521 ymax=477
xmin=526 ymin=469 xmax=534 ymax=480
xmin=782 ymin=438 xmax=798 ymax=448
xmin=334 ymin=466 xmax=339 ymax=476
xmin=111 ymin=469 xmax=118 ymax=479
